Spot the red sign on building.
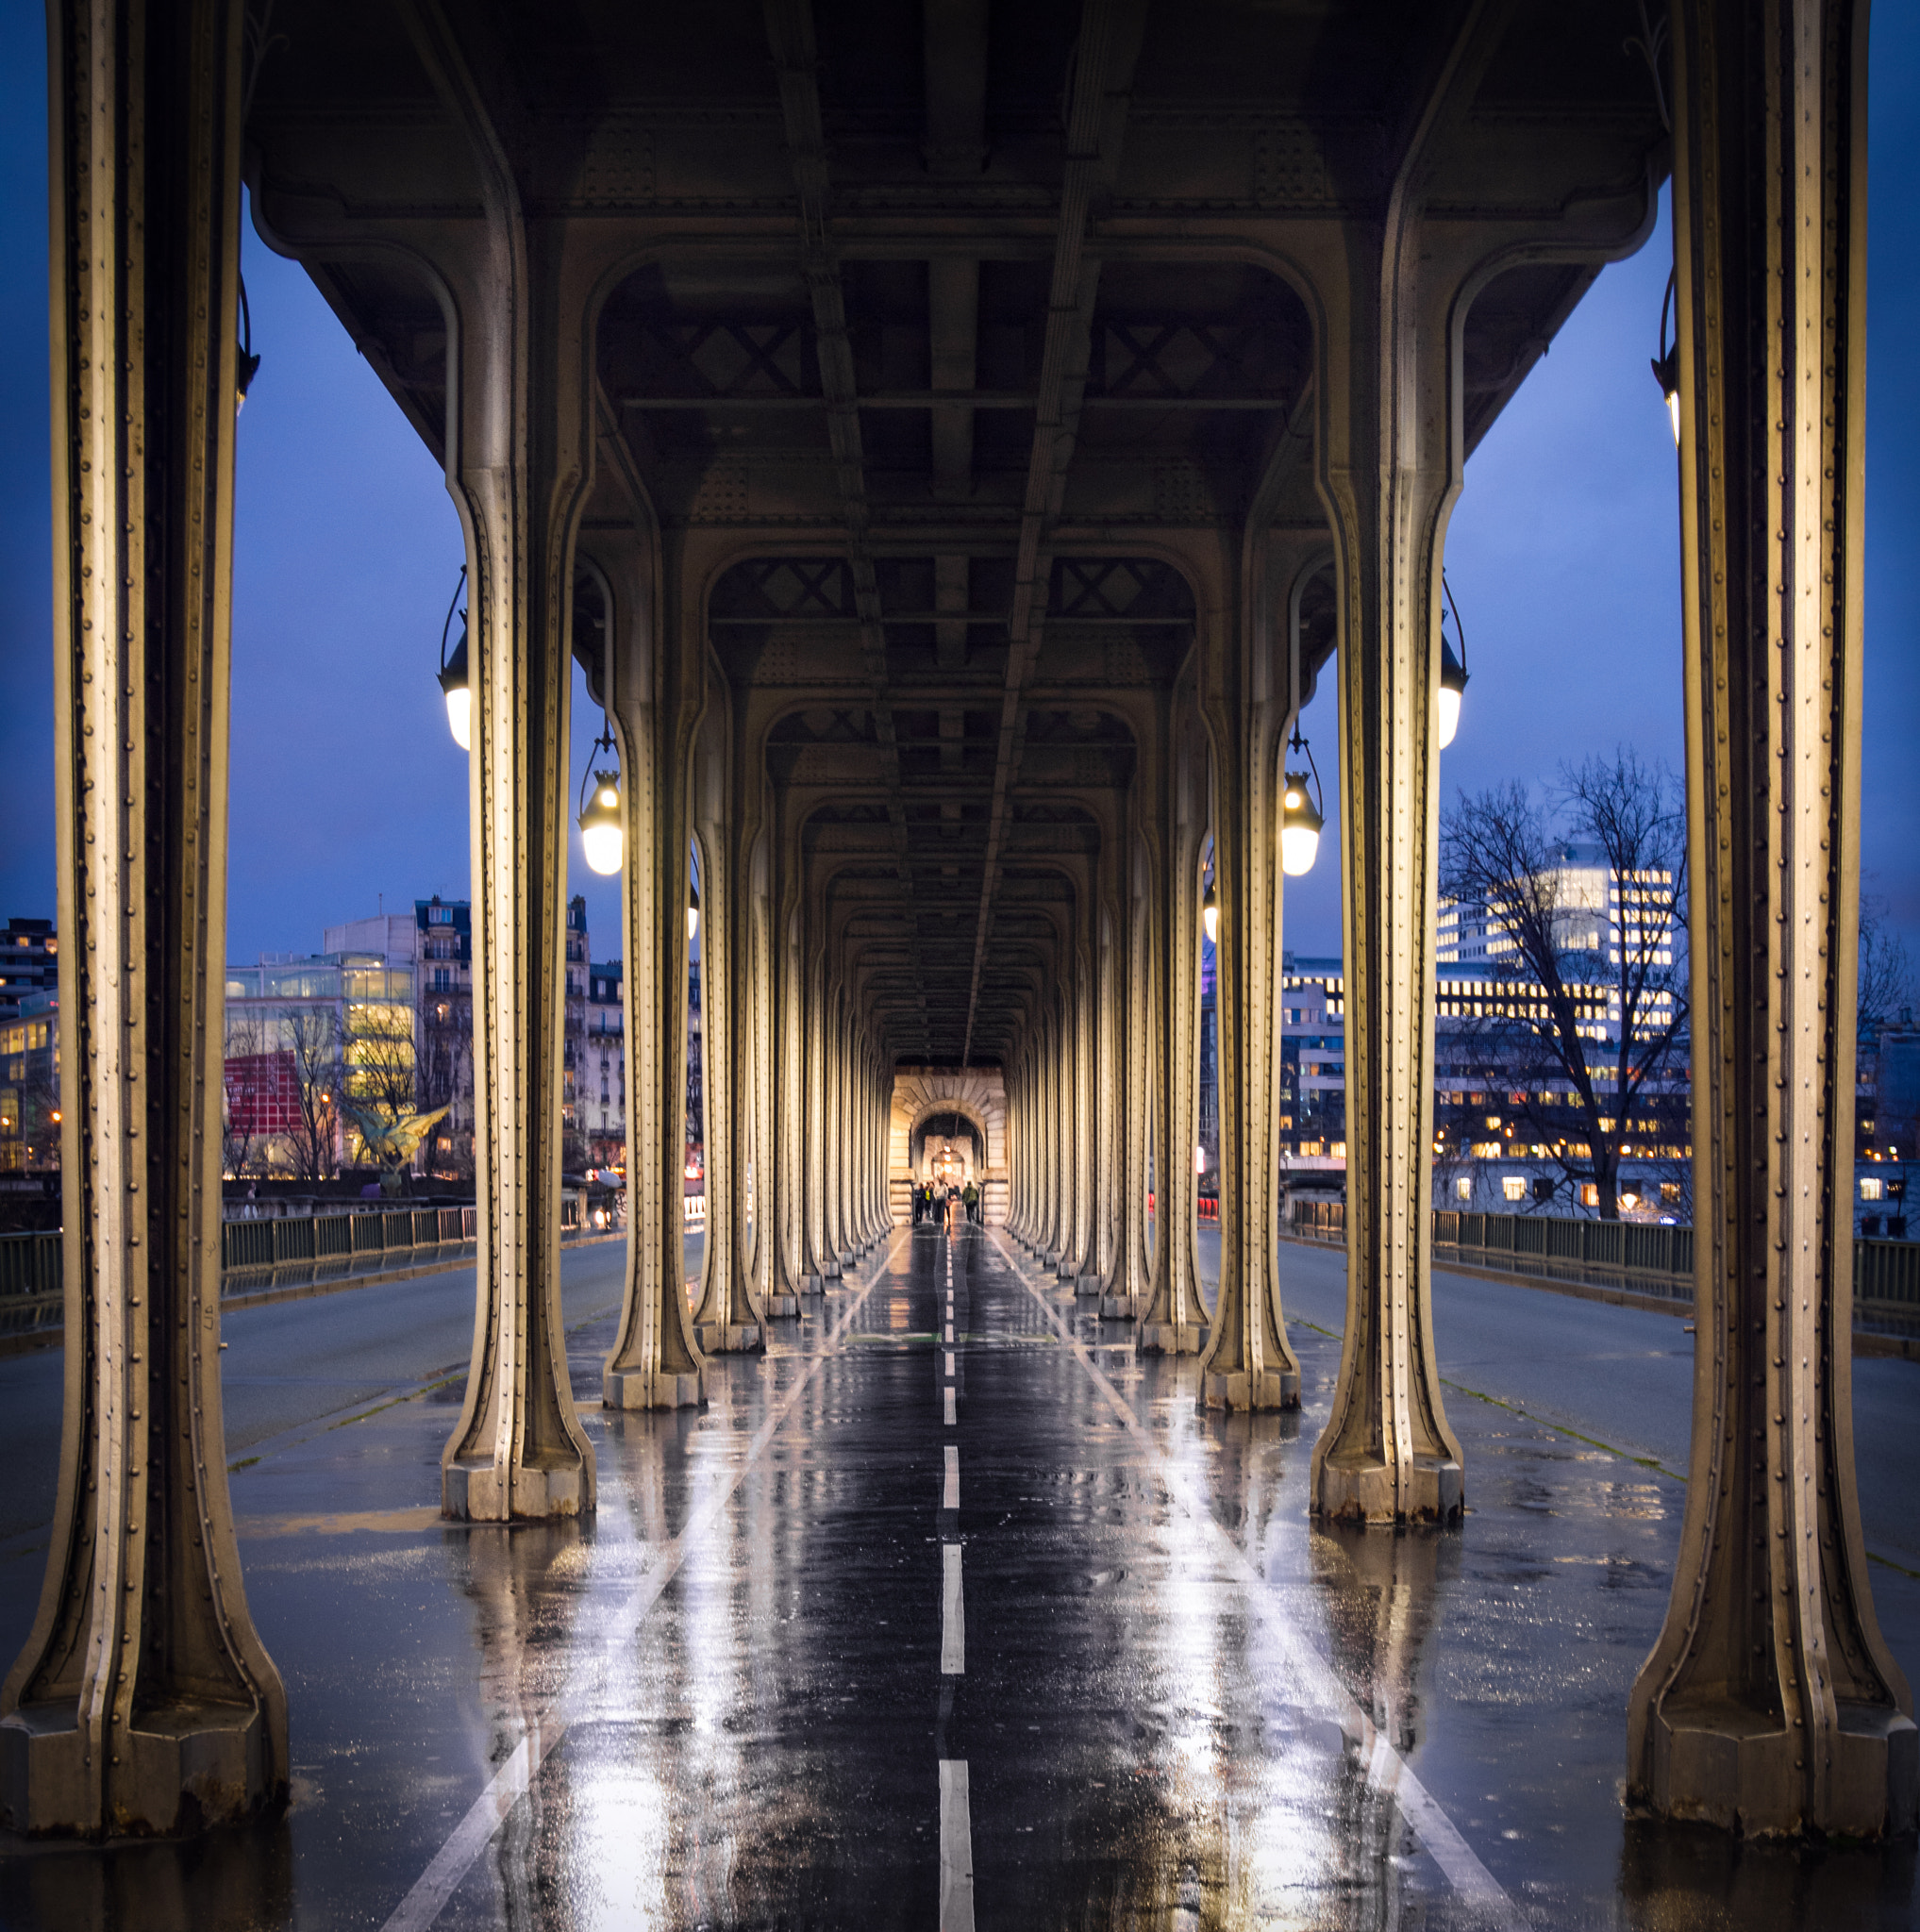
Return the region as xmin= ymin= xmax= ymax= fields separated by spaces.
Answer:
xmin=225 ymin=1051 xmax=302 ymax=1135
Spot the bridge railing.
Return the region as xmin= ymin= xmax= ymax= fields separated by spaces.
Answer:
xmin=0 ymin=1199 xmax=611 ymax=1344
xmin=1287 ymin=1198 xmax=1917 ymax=1335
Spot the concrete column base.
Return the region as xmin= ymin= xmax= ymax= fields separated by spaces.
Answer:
xmin=823 ymin=1260 xmax=843 ymax=1280
xmin=1074 ymin=1274 xmax=1104 ymax=1296
xmin=803 ymin=1273 xmax=826 ymax=1294
xmin=1 ymin=1700 xmax=281 ymax=1838
xmin=1638 ymin=1704 xmax=1918 ymax=1840
xmin=1313 ymin=1453 xmax=1462 ymax=1525
xmin=1099 ymin=1293 xmax=1138 ymax=1321
xmin=763 ymin=1292 xmax=799 ymax=1320
xmin=694 ymin=1321 xmax=763 ymax=1355
xmin=602 ymin=1366 xmax=705 ymax=1410
xmin=1202 ymin=1365 xmax=1300 ymax=1411
xmin=1137 ymin=1321 xmax=1208 ymax=1356
xmin=442 ymin=1456 xmax=590 ymax=1521
xmin=1055 ymin=1260 xmax=1077 ymax=1282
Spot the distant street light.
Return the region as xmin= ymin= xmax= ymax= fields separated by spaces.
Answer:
xmin=437 ymin=567 xmax=471 ymax=751
xmin=687 ymin=879 xmax=701 ymax=942
xmin=1650 ymin=266 xmax=1680 ymax=447
xmin=1438 ymin=572 xmax=1469 ymax=750
xmin=576 ymin=716 xmax=624 ymax=875
xmin=1201 ymin=875 xmax=1219 ymax=946
xmin=1280 ymin=725 xmax=1325 ymax=877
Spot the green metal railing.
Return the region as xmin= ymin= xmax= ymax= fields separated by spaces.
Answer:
xmin=1288 ymin=1199 xmax=1917 ymax=1331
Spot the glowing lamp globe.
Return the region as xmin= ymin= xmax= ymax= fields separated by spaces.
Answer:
xmin=439 ymin=623 xmax=472 ymax=751
xmin=1201 ymin=880 xmax=1219 ymax=946
xmin=577 ymin=773 xmax=624 ymax=875
xmin=1279 ymin=772 xmax=1323 ymax=877
xmin=1437 ymin=635 xmax=1469 ymax=750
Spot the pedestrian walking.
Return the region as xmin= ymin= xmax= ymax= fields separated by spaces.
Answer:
xmin=962 ymin=1179 xmax=979 ymax=1225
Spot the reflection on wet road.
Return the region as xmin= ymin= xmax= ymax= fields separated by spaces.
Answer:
xmin=0 ymin=1225 xmax=1914 ymax=1928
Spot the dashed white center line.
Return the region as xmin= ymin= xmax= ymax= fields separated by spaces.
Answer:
xmin=943 ymin=1385 xmax=956 ymax=1425
xmin=939 ymin=1759 xmax=975 ymax=1932
xmin=943 ymin=1443 xmax=960 ymax=1509
xmin=943 ymin=1349 xmax=955 ymax=1378
xmin=941 ymin=1543 xmax=965 ymax=1673
xmin=944 ymin=1322 xmax=954 ymax=1343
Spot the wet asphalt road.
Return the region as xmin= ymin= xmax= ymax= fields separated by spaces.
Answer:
xmin=0 ymin=1224 xmax=1914 ymax=1929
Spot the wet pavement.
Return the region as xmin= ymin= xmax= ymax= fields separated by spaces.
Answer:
xmin=1 ymin=1222 xmax=1916 ymax=1928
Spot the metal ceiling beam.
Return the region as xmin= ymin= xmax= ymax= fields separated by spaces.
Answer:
xmin=957 ymin=0 xmax=1149 ymax=1067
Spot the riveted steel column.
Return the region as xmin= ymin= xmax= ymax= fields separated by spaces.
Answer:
xmin=1140 ymin=691 xmax=1210 ymax=1355
xmin=1307 ymin=193 xmax=1462 ymax=1521
xmin=0 ymin=0 xmax=287 ymax=1836
xmin=1200 ymin=551 xmax=1311 ymax=1410
xmin=1104 ymin=847 xmax=1154 ymax=1318
xmin=594 ymin=534 xmax=705 ymax=1413
xmin=1628 ymin=0 xmax=1915 ymax=1838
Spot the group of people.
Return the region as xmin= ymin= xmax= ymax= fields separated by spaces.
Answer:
xmin=912 ymin=1177 xmax=982 ymax=1226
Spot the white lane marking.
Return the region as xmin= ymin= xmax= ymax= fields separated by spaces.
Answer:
xmin=944 ymin=1322 xmax=954 ymax=1343
xmin=943 ymin=1443 xmax=960 ymax=1509
xmin=379 ymin=1233 xmax=910 ymax=1932
xmin=944 ymin=1349 xmax=955 ymax=1378
xmin=986 ymin=1230 xmax=1529 ymax=1932
xmin=944 ymin=1385 xmax=957 ymax=1425
xmin=939 ymin=1758 xmax=976 ymax=1932
xmin=941 ymin=1542 xmax=965 ymax=1674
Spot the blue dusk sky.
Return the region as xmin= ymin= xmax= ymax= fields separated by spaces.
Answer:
xmin=0 ymin=8 xmax=1915 ymax=991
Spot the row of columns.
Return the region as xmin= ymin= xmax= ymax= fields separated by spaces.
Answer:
xmin=3 ymin=0 xmax=1907 ymax=1854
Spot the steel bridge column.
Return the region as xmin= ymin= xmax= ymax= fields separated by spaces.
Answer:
xmin=1139 ymin=691 xmax=1210 ymax=1355
xmin=0 ymin=0 xmax=287 ymax=1835
xmin=1305 ymin=209 xmax=1463 ymax=1523
xmin=1627 ymin=0 xmax=1915 ymax=1838
xmin=594 ymin=534 xmax=705 ymax=1413
xmin=1104 ymin=853 xmax=1154 ymax=1319
xmin=1199 ymin=554 xmax=1310 ymax=1410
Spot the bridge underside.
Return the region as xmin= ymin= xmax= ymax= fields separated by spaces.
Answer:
xmin=3 ymin=0 xmax=1912 ymax=1892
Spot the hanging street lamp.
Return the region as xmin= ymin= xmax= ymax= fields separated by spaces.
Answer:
xmin=437 ymin=567 xmax=472 ymax=751
xmin=576 ymin=717 xmax=624 ymax=875
xmin=1201 ymin=874 xmax=1219 ymax=946
xmin=236 ymin=274 xmax=261 ymax=409
xmin=1438 ymin=571 xmax=1469 ymax=750
xmin=1279 ymin=724 xmax=1325 ymax=877
xmin=687 ymin=878 xmax=701 ymax=942
xmin=1650 ymin=266 xmax=1680 ymax=448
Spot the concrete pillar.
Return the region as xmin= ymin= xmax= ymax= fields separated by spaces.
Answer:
xmin=1627 ymin=0 xmax=1916 ymax=1838
xmin=0 ymin=0 xmax=288 ymax=1835
xmin=1139 ymin=691 xmax=1210 ymax=1355
xmin=1199 ymin=552 xmax=1311 ymax=1410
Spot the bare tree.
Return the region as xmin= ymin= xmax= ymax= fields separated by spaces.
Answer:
xmin=1439 ymin=750 xmax=1689 ymax=1221
xmin=417 ymin=990 xmax=473 ymax=1180
xmin=221 ymin=1008 xmax=269 ymax=1178
xmin=280 ymin=1005 xmax=343 ymax=1184
xmin=342 ymin=1003 xmax=418 ymax=1165
xmin=1859 ymin=896 xmax=1916 ymax=1040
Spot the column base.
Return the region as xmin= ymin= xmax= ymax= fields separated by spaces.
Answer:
xmin=1099 ymin=1293 xmax=1139 ymax=1321
xmin=1055 ymin=1260 xmax=1077 ymax=1282
xmin=1637 ymin=1701 xmax=1918 ymax=1839
xmin=823 ymin=1260 xmax=843 ymax=1280
xmin=1313 ymin=1453 xmax=1462 ymax=1525
xmin=804 ymin=1273 xmax=826 ymax=1295
xmin=1201 ymin=1365 xmax=1300 ymax=1411
xmin=763 ymin=1292 xmax=800 ymax=1320
xmin=1138 ymin=1321 xmax=1208 ymax=1356
xmin=442 ymin=1456 xmax=590 ymax=1521
xmin=1 ymin=1699 xmax=282 ymax=1838
xmin=693 ymin=1321 xmax=763 ymax=1355
xmin=1074 ymin=1274 xmax=1103 ymax=1297
xmin=602 ymin=1365 xmax=705 ymax=1410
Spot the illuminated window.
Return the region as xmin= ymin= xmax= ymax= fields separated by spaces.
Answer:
xmin=1501 ymin=1176 xmax=1528 ymax=1202
xmin=1861 ymin=1178 xmax=1883 ymax=1202
xmin=1579 ymin=1183 xmax=1599 ymax=1208
xmin=1456 ymin=1177 xmax=1472 ymax=1200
